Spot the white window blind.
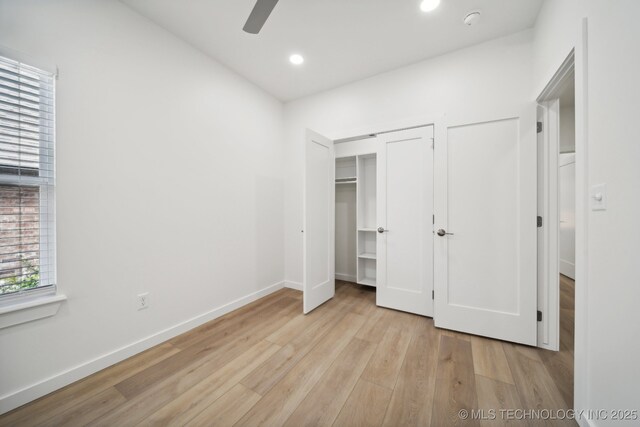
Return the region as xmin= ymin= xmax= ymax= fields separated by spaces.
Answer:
xmin=0 ymin=55 xmax=56 ymax=298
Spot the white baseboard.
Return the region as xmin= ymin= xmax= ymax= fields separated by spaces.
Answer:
xmin=577 ymin=414 xmax=598 ymax=427
xmin=284 ymin=281 xmax=302 ymax=291
xmin=0 ymin=280 xmax=285 ymax=415
xmin=335 ymin=273 xmax=356 ymax=282
xmin=284 ymin=275 xmax=356 ymax=291
xmin=560 ymin=259 xmax=575 ymax=280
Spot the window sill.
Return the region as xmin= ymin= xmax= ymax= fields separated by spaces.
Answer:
xmin=0 ymin=294 xmax=67 ymax=330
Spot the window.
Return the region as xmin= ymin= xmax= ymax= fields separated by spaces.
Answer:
xmin=0 ymin=55 xmax=55 ymax=300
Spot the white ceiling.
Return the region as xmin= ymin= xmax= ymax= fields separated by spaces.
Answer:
xmin=121 ymin=0 xmax=543 ymax=101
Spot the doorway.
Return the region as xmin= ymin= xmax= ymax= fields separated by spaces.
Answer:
xmin=536 ymin=51 xmax=576 ymax=354
xmin=536 ymin=51 xmax=577 ymax=406
xmin=304 ymin=126 xmax=435 ymax=316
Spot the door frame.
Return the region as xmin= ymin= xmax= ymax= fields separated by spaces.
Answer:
xmin=536 ymin=18 xmax=589 ymax=417
xmin=536 ymin=52 xmax=574 ymax=352
xmin=536 ymin=96 xmax=562 ymax=351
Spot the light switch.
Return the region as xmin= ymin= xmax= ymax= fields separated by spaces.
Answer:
xmin=590 ymin=183 xmax=607 ymax=211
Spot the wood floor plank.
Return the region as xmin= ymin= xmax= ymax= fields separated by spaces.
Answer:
xmin=470 ymin=336 xmax=514 ymax=385
xmin=503 ymin=343 xmax=574 ymax=426
xmin=0 ymin=342 xmax=180 ymax=427
xmin=40 ymin=387 xmax=126 ymax=427
xmin=242 ymin=301 xmax=350 ymax=395
xmin=538 ymin=348 xmax=574 ymax=408
xmin=440 ymin=328 xmax=473 ymax=342
xmin=386 ymin=309 xmax=419 ymax=332
xmin=283 ymin=338 xmax=376 ymax=427
xmin=332 ymin=379 xmax=393 ymax=427
xmin=138 ymin=340 xmax=281 ymax=426
xmin=266 ymin=296 xmax=340 ymax=346
xmin=186 ymin=384 xmax=261 ymax=427
xmin=475 ymin=375 xmax=528 ymax=427
xmin=354 ymin=307 xmax=391 ymax=344
xmin=345 ymin=285 xmax=378 ymax=316
xmin=360 ymin=325 xmax=413 ymax=389
xmin=1 ymin=276 xmax=575 ymax=427
xmin=431 ymin=335 xmax=479 ymax=427
xmin=115 ymin=296 xmax=299 ymax=399
xmin=90 ymin=303 xmax=299 ymax=426
xmin=169 ymin=290 xmax=292 ymax=349
xmin=382 ymin=317 xmax=440 ymax=427
xmin=235 ymin=312 xmax=367 ymax=427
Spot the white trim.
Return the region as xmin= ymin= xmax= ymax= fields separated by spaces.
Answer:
xmin=0 ymin=280 xmax=285 ymax=415
xmin=0 ymin=44 xmax=58 ymax=77
xmin=559 ymin=153 xmax=576 ymax=167
xmin=576 ymin=416 xmax=597 ymax=427
xmin=335 ymin=273 xmax=356 ymax=282
xmin=326 ymin=114 xmax=441 ymax=142
xmin=536 ymin=98 xmax=561 ymax=351
xmin=0 ymin=294 xmax=66 ymax=330
xmin=534 ymin=15 xmax=589 ymax=420
xmin=559 ymin=260 xmax=575 ymax=279
xmin=284 ymin=280 xmax=303 ymax=291
xmin=573 ymin=17 xmax=589 ymax=419
xmin=537 ymin=51 xmax=575 ymax=103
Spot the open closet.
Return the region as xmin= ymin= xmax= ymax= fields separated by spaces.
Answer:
xmin=335 ymin=153 xmax=378 ymax=287
xmin=304 ymin=127 xmax=434 ymax=317
xmin=304 ymin=105 xmax=538 ymax=346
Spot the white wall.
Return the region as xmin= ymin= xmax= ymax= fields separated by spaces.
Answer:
xmin=533 ymin=1 xmax=640 ymax=425
xmin=284 ymin=30 xmax=534 ymax=286
xmin=0 ymin=0 xmax=284 ymax=412
xmin=532 ymin=0 xmax=582 ymax=96
xmin=560 ymin=104 xmax=575 ymax=152
xmin=334 ymin=184 xmax=356 ymax=281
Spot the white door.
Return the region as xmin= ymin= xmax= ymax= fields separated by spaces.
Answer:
xmin=377 ymin=126 xmax=434 ymax=316
xmin=434 ymin=107 xmax=538 ymax=345
xmin=303 ymin=129 xmax=335 ymax=313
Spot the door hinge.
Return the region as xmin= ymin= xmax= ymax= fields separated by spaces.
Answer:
xmin=432 ymin=214 xmax=435 ymax=224
xmin=432 ymin=290 xmax=434 ymax=300
xmin=537 ymin=310 xmax=542 ymax=321
xmin=537 ymin=121 xmax=543 ymax=133
xmin=537 ymin=216 xmax=543 ymax=227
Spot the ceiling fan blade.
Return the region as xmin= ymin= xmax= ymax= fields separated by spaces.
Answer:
xmin=243 ymin=0 xmax=280 ymax=34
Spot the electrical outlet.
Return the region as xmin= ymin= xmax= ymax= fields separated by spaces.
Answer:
xmin=137 ymin=293 xmax=149 ymax=310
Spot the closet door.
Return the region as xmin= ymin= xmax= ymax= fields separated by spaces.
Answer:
xmin=433 ymin=106 xmax=537 ymax=345
xmin=303 ymin=129 xmax=335 ymax=313
xmin=377 ymin=126 xmax=434 ymax=316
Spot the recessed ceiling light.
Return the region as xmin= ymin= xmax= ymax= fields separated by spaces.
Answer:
xmin=289 ymin=54 xmax=304 ymax=65
xmin=464 ymin=11 xmax=481 ymax=26
xmin=420 ymin=0 xmax=441 ymax=13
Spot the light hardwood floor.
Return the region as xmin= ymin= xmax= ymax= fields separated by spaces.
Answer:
xmin=0 ymin=278 xmax=575 ymax=426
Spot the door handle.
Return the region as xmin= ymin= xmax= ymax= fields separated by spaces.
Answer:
xmin=436 ymin=228 xmax=454 ymax=236
xmin=377 ymin=227 xmax=389 ymax=233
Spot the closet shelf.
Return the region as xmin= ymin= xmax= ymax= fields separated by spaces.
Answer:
xmin=358 ymin=252 xmax=376 ymax=260
xmin=357 ymin=277 xmax=376 ymax=287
